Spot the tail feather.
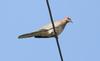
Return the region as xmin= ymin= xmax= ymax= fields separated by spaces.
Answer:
xmin=18 ymin=32 xmax=35 ymax=39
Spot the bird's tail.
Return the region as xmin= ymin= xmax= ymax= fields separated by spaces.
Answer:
xmin=18 ymin=32 xmax=35 ymax=39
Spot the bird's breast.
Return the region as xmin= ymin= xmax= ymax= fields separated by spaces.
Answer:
xmin=48 ymin=26 xmax=64 ymax=36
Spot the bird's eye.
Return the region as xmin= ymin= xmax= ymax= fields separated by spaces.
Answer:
xmin=67 ymin=17 xmax=71 ymax=20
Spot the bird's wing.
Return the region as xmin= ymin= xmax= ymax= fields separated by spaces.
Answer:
xmin=39 ymin=20 xmax=61 ymax=30
xmin=18 ymin=29 xmax=49 ymax=39
xmin=18 ymin=20 xmax=62 ymax=39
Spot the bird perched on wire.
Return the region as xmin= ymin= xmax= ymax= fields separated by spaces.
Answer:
xmin=18 ymin=16 xmax=72 ymax=39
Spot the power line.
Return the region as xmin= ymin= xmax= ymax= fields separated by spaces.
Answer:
xmin=46 ymin=0 xmax=64 ymax=61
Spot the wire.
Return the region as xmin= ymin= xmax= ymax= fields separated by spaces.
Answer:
xmin=46 ymin=0 xmax=64 ymax=61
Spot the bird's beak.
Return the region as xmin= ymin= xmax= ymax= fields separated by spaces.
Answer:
xmin=69 ymin=19 xmax=73 ymax=23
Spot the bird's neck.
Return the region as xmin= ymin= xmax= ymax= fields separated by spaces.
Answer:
xmin=62 ymin=19 xmax=69 ymax=25
xmin=59 ymin=20 xmax=68 ymax=29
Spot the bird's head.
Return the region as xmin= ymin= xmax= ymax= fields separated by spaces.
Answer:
xmin=64 ymin=16 xmax=72 ymax=23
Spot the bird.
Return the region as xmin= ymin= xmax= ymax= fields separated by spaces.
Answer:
xmin=18 ymin=16 xmax=72 ymax=39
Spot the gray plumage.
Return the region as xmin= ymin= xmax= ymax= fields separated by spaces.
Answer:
xmin=18 ymin=16 xmax=72 ymax=39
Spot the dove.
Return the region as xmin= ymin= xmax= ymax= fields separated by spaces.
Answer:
xmin=18 ymin=16 xmax=72 ymax=39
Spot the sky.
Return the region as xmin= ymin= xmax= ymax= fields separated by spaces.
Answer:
xmin=0 ymin=0 xmax=100 ymax=61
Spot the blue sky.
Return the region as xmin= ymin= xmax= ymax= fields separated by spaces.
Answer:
xmin=0 ymin=0 xmax=100 ymax=61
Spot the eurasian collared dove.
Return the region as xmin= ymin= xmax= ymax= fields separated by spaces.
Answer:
xmin=18 ymin=16 xmax=72 ymax=39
